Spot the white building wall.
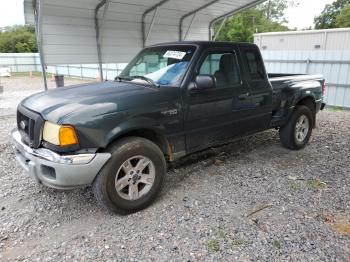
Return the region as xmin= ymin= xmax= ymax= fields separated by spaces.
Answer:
xmin=254 ymin=28 xmax=350 ymax=51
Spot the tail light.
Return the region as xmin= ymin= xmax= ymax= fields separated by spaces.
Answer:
xmin=322 ymin=82 xmax=326 ymax=95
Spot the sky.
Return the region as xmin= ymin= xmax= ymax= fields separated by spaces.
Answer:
xmin=0 ymin=0 xmax=25 ymax=28
xmin=285 ymin=0 xmax=335 ymax=29
xmin=0 ymin=0 xmax=336 ymax=30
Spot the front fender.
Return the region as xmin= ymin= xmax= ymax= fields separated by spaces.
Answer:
xmin=68 ymin=112 xmax=168 ymax=150
xmin=104 ymin=117 xmax=167 ymax=147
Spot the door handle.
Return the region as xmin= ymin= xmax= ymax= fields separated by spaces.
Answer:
xmin=238 ymin=93 xmax=250 ymax=99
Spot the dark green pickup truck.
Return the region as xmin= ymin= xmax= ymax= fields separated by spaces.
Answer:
xmin=12 ymin=41 xmax=325 ymax=214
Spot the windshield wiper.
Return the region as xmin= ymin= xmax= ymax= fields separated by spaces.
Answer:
xmin=131 ymin=75 xmax=160 ymax=88
xmin=115 ymin=76 xmax=132 ymax=82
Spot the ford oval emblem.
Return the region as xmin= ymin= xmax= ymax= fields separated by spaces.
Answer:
xmin=20 ymin=120 xmax=27 ymax=130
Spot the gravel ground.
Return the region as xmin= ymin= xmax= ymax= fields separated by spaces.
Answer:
xmin=0 ymin=77 xmax=349 ymax=261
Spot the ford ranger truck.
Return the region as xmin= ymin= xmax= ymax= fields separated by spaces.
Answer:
xmin=12 ymin=42 xmax=326 ymax=214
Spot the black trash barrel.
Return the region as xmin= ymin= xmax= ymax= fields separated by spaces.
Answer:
xmin=54 ymin=75 xmax=64 ymax=87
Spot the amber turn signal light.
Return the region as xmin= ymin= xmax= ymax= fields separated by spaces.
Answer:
xmin=59 ymin=126 xmax=78 ymax=146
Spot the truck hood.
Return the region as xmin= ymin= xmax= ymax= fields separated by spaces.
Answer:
xmin=21 ymin=81 xmax=160 ymax=123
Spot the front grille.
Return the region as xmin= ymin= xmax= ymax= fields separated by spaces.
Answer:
xmin=17 ymin=104 xmax=44 ymax=148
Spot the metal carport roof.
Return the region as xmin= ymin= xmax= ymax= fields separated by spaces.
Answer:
xmin=24 ymin=0 xmax=265 ymax=86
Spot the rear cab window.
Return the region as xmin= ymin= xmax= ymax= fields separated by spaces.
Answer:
xmin=240 ymin=46 xmax=270 ymax=91
xmin=244 ymin=49 xmax=266 ymax=81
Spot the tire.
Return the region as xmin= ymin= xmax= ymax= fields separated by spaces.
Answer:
xmin=93 ymin=136 xmax=166 ymax=214
xmin=279 ymin=105 xmax=313 ymax=150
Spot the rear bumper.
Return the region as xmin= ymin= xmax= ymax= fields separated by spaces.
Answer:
xmin=315 ymin=99 xmax=326 ymax=113
xmin=12 ymin=129 xmax=110 ymax=189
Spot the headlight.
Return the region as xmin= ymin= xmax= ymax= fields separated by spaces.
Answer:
xmin=43 ymin=121 xmax=78 ymax=146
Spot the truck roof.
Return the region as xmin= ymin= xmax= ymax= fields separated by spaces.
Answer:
xmin=149 ymin=41 xmax=257 ymax=49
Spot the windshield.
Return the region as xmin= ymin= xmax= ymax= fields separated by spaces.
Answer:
xmin=119 ymin=45 xmax=197 ymax=87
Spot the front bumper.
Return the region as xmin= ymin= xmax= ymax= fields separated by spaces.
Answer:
xmin=12 ymin=129 xmax=111 ymax=189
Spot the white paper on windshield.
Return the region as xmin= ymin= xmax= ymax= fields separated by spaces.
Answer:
xmin=163 ymin=50 xmax=186 ymax=60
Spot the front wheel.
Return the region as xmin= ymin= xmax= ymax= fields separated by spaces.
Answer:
xmin=93 ymin=137 xmax=166 ymax=214
xmin=279 ymin=105 xmax=313 ymax=150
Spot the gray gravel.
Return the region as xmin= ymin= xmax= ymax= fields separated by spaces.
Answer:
xmin=0 ymin=77 xmax=349 ymax=261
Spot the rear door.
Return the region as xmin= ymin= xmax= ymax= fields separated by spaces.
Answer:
xmin=238 ymin=45 xmax=273 ymax=132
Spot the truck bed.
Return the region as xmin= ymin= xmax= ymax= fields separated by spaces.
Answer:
xmin=269 ymin=73 xmax=324 ymax=84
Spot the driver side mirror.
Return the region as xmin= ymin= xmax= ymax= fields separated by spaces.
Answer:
xmin=189 ymin=75 xmax=216 ymax=91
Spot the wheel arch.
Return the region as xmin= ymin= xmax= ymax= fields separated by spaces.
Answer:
xmin=102 ymin=127 xmax=173 ymax=161
xmin=296 ymin=96 xmax=316 ymax=127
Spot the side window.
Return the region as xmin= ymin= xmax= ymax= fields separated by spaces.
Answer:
xmin=199 ymin=52 xmax=240 ymax=88
xmin=245 ymin=50 xmax=265 ymax=80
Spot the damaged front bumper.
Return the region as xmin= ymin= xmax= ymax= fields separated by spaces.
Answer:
xmin=12 ymin=129 xmax=110 ymax=189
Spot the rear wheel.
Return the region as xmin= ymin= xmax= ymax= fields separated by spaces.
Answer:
xmin=93 ymin=137 xmax=166 ymax=214
xmin=279 ymin=105 xmax=313 ymax=150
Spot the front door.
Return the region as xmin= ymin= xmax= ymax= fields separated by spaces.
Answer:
xmin=184 ymin=49 xmax=250 ymax=151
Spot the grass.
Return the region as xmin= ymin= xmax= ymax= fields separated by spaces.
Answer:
xmin=330 ymin=106 xmax=343 ymax=112
xmin=289 ymin=182 xmax=302 ymax=191
xmin=215 ymin=228 xmax=227 ymax=239
xmin=272 ymin=240 xmax=282 ymax=249
xmin=230 ymin=238 xmax=248 ymax=247
xmin=308 ymin=179 xmax=326 ymax=190
xmin=11 ymin=71 xmax=48 ymax=77
xmin=206 ymin=239 xmax=220 ymax=252
xmin=325 ymin=105 xmax=350 ymax=112
xmin=208 ymin=228 xmax=249 ymax=252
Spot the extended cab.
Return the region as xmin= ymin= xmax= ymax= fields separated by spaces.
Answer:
xmin=12 ymin=42 xmax=326 ymax=214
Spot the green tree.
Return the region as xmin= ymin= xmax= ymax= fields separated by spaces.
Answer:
xmin=259 ymin=0 xmax=299 ymax=23
xmin=314 ymin=0 xmax=350 ymax=29
xmin=335 ymin=4 xmax=350 ymax=27
xmin=0 ymin=25 xmax=37 ymax=53
xmin=214 ymin=1 xmax=292 ymax=43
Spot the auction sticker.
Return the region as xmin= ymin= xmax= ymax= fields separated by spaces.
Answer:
xmin=163 ymin=50 xmax=186 ymax=60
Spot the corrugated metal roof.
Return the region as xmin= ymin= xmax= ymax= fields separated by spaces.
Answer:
xmin=24 ymin=0 xmax=265 ymax=65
